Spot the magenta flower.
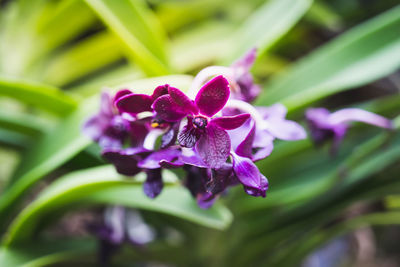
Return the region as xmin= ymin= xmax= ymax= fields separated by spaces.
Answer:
xmin=83 ymin=52 xmax=310 ymax=207
xmin=306 ymin=107 xmax=394 ymax=153
xmin=153 ymin=75 xmax=250 ymax=169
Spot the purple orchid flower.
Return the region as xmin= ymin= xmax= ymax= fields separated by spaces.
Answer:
xmin=188 ymin=48 xmax=260 ymax=102
xmin=153 ymin=75 xmax=250 ymax=169
xmin=83 ymin=51 xmax=312 ymax=207
xmin=306 ymin=107 xmax=394 ymax=153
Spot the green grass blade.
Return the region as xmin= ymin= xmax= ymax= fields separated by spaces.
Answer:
xmin=0 ymin=97 xmax=96 ymax=220
xmin=0 ymin=110 xmax=50 ymax=137
xmin=0 ymin=76 xmax=78 ymax=115
xmin=84 ymin=0 xmax=170 ymax=75
xmin=256 ymin=5 xmax=400 ymax=111
xmin=41 ymin=31 xmax=124 ymax=86
xmin=34 ymin=0 xmax=97 ymax=56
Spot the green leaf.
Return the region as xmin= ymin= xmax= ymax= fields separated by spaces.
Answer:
xmin=0 ymin=129 xmax=31 ymax=149
xmin=0 ymin=110 xmax=49 ymax=137
xmin=84 ymin=0 xmax=170 ymax=75
xmin=256 ymin=5 xmax=400 ymax=111
xmin=41 ymin=31 xmax=124 ymax=86
xmin=0 ymin=239 xmax=96 ymax=267
xmin=223 ymin=0 xmax=312 ymax=63
xmin=86 ymin=186 xmax=233 ymax=231
xmin=4 ymin=165 xmax=232 ymax=246
xmin=171 ymin=21 xmax=234 ymax=72
xmin=0 ymin=76 xmax=78 ymax=115
xmin=34 ymin=0 xmax=97 ymax=57
xmin=0 ymin=97 xmax=95 ymax=221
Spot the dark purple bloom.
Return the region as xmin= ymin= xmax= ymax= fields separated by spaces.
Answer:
xmin=84 ymin=51 xmax=313 ymax=207
xmin=306 ymin=107 xmax=394 ymax=153
xmin=153 ymin=76 xmax=250 ymax=169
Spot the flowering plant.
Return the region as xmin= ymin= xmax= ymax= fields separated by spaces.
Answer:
xmin=0 ymin=1 xmax=399 ymax=266
xmin=84 ymin=49 xmax=307 ymax=208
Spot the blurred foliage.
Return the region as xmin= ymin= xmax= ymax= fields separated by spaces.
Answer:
xmin=0 ymin=0 xmax=399 ymax=266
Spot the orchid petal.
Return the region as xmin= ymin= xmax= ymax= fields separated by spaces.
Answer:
xmin=100 ymin=92 xmax=115 ymax=116
xmin=253 ymin=129 xmax=274 ymax=161
xmin=197 ymin=192 xmax=217 ymax=209
xmin=257 ymin=103 xmax=287 ymax=120
xmin=205 ymin=164 xmax=234 ymax=195
xmin=235 ymin=122 xmax=255 ymax=158
xmin=244 ymin=174 xmax=269 ymax=197
xmin=151 ymin=84 xmax=169 ymax=100
xmin=211 ymin=113 xmax=250 ymax=130
xmin=329 ymin=108 xmax=393 ymax=129
xmin=178 ymin=117 xmax=203 ymax=148
xmin=180 ymin=148 xmax=209 ymax=168
xmin=152 ymin=95 xmax=189 ymax=122
xmin=195 ymin=123 xmax=230 ymax=169
xmin=114 ymin=89 xmax=132 ymax=103
xmin=102 ymin=148 xmax=147 ymax=176
xmin=159 ymin=159 xmax=184 ymax=169
xmin=231 ymin=48 xmax=257 ymax=71
xmin=168 ymin=86 xmax=198 ymax=114
xmin=116 ymin=94 xmax=153 ymax=114
xmin=195 ymin=75 xmax=230 ymax=117
xmin=266 ymin=118 xmax=307 ymax=141
xmin=138 ymin=149 xmax=181 ymax=169
xmin=231 ymin=152 xmax=268 ymax=197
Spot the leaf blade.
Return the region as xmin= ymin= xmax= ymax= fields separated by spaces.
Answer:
xmin=4 ymin=165 xmax=232 ymax=246
xmin=256 ymin=5 xmax=400 ymax=111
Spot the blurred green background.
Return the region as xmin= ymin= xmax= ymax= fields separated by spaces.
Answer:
xmin=0 ymin=0 xmax=400 ymax=266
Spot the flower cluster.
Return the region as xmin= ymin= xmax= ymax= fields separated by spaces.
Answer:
xmin=83 ymin=49 xmax=306 ymax=208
